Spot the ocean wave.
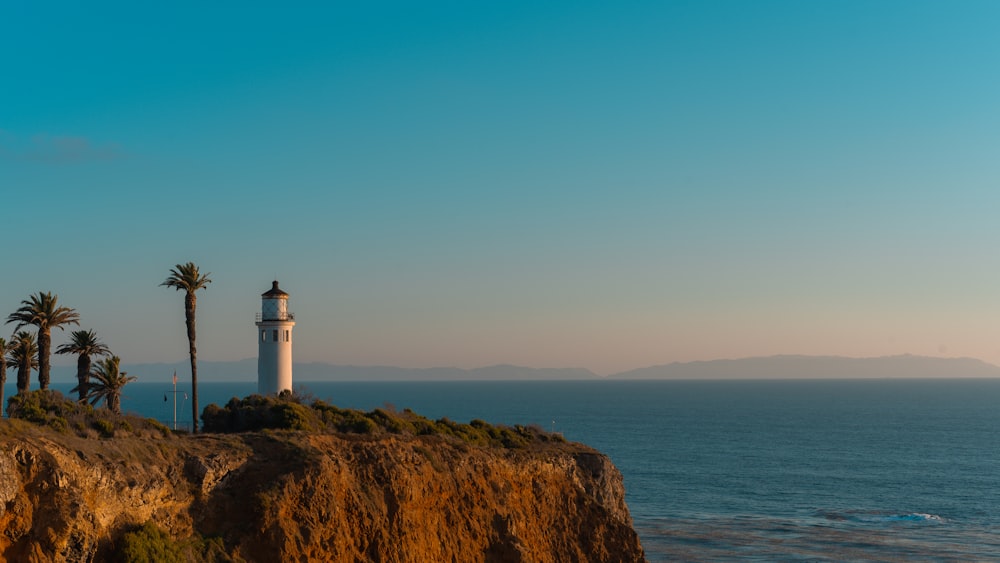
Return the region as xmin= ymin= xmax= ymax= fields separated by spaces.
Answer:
xmin=887 ymin=513 xmax=945 ymax=523
xmin=634 ymin=513 xmax=983 ymax=562
xmin=818 ymin=509 xmax=945 ymax=524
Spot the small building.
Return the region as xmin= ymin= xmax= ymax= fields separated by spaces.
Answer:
xmin=255 ymin=280 xmax=295 ymax=395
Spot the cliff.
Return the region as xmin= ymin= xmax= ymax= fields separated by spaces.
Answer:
xmin=0 ymin=420 xmax=645 ymax=562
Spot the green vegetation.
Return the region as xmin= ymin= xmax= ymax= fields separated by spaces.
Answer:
xmin=201 ymin=393 xmax=566 ymax=449
xmin=161 ymin=262 xmax=212 ymax=434
xmin=5 ymin=390 xmax=171 ymax=438
xmin=1 ymin=388 xmax=562 ymax=451
xmin=116 ymin=521 xmax=234 ymax=563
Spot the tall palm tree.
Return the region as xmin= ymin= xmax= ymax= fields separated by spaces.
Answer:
xmin=7 ymin=331 xmax=39 ymax=395
xmin=6 ymin=292 xmax=80 ymax=390
xmin=78 ymin=355 xmax=136 ymax=415
xmin=161 ymin=262 xmax=212 ymax=432
xmin=0 ymin=337 xmax=9 ymax=416
xmin=56 ymin=329 xmax=111 ymax=403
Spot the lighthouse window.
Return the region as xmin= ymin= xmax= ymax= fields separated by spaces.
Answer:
xmin=273 ymin=329 xmax=279 ymax=341
xmin=285 ymin=330 xmax=290 ymax=342
xmin=261 ymin=330 xmax=266 ymax=341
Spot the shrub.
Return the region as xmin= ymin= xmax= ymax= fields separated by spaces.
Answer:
xmin=93 ymin=419 xmax=115 ymax=438
xmin=46 ymin=417 xmax=68 ymax=433
xmin=115 ymin=521 xmax=234 ymax=563
xmin=369 ymin=408 xmax=412 ymax=434
xmin=1 ymin=391 xmax=170 ymax=441
xmin=7 ymin=390 xmax=91 ymax=424
xmin=197 ymin=393 xmax=565 ymax=449
xmin=145 ymin=418 xmax=172 ymax=437
xmin=202 ymin=394 xmax=323 ymax=433
xmin=336 ymin=411 xmax=377 ymax=434
xmin=116 ymin=521 xmax=186 ymax=563
xmin=411 ymin=419 xmax=437 ymax=436
xmin=271 ymin=402 xmax=316 ymax=432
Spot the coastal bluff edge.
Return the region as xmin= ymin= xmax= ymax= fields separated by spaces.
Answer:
xmin=0 ymin=416 xmax=645 ymax=562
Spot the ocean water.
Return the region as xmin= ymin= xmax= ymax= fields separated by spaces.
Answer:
xmin=10 ymin=378 xmax=1000 ymax=561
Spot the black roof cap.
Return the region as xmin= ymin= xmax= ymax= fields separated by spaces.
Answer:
xmin=262 ymin=280 xmax=289 ymax=298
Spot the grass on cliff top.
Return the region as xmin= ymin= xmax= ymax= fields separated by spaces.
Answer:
xmin=1 ymin=389 xmax=568 ymax=451
xmin=1 ymin=390 xmax=171 ymax=440
xmin=202 ymin=391 xmax=567 ymax=450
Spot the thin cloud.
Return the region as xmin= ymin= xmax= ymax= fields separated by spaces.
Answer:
xmin=0 ymin=131 xmax=128 ymax=163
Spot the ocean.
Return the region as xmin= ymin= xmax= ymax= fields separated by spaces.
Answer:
xmin=8 ymin=378 xmax=1000 ymax=561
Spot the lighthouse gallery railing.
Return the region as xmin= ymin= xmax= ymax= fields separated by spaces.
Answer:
xmin=255 ymin=312 xmax=295 ymax=322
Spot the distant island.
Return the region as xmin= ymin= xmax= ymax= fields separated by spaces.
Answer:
xmin=46 ymin=354 xmax=1000 ymax=383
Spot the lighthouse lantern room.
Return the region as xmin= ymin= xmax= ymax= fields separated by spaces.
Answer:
xmin=256 ymin=280 xmax=295 ymax=395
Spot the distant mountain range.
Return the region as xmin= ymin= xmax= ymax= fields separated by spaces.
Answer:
xmin=609 ymin=354 xmax=1000 ymax=380
xmin=49 ymin=359 xmax=599 ymax=383
xmin=45 ymin=354 xmax=1000 ymax=383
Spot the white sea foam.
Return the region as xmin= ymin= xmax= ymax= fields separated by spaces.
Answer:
xmin=819 ymin=510 xmax=946 ymax=524
xmin=906 ymin=513 xmax=945 ymax=523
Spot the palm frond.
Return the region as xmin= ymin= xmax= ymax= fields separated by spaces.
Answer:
xmin=56 ymin=329 xmax=110 ymax=356
xmin=84 ymin=356 xmax=137 ymax=413
xmin=6 ymin=331 xmax=39 ymax=370
xmin=161 ymin=262 xmax=212 ymax=293
xmin=6 ymin=291 xmax=80 ymax=331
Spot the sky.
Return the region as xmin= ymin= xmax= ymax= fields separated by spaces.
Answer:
xmin=3 ymin=1 xmax=1000 ymax=375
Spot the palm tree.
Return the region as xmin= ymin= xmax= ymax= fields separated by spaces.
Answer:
xmin=0 ymin=337 xmax=9 ymax=416
xmin=56 ymin=329 xmax=111 ymax=402
xmin=161 ymin=262 xmax=212 ymax=432
xmin=6 ymin=292 xmax=80 ymax=390
xmin=78 ymin=355 xmax=136 ymax=414
xmin=7 ymin=331 xmax=39 ymax=395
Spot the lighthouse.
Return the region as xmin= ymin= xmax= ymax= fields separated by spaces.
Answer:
xmin=256 ymin=280 xmax=296 ymax=395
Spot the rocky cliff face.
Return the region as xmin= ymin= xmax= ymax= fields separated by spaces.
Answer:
xmin=0 ymin=423 xmax=645 ymax=562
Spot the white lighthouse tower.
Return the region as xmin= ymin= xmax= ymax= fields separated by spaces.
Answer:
xmin=255 ymin=280 xmax=296 ymax=395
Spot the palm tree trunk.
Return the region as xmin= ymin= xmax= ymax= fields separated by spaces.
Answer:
xmin=38 ymin=329 xmax=51 ymax=390
xmin=17 ymin=364 xmax=29 ymax=395
xmin=185 ymin=292 xmax=199 ymax=433
xmin=0 ymin=359 xmax=6 ymax=417
xmin=77 ymin=354 xmax=91 ymax=402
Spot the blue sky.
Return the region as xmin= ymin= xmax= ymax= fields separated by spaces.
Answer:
xmin=4 ymin=1 xmax=1000 ymax=374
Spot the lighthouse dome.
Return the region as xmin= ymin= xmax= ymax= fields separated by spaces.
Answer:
xmin=262 ymin=280 xmax=288 ymax=298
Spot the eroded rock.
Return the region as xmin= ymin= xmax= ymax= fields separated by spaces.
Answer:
xmin=0 ymin=428 xmax=645 ymax=562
